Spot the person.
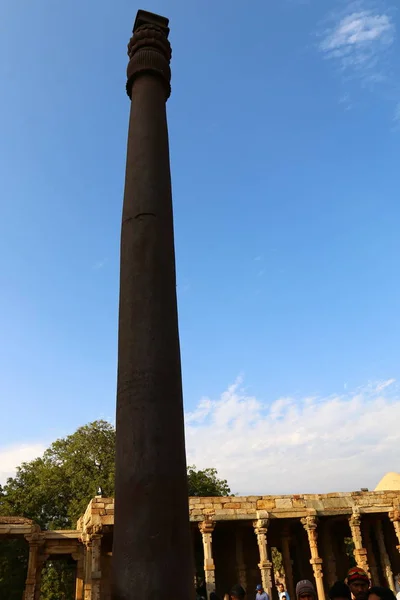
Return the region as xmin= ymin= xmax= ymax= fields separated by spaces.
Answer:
xmin=329 ymin=581 xmax=352 ymax=600
xmin=347 ymin=567 xmax=370 ymax=600
xmin=368 ymin=587 xmax=397 ymax=600
xmin=278 ymin=583 xmax=291 ymax=600
xmin=296 ymin=580 xmax=316 ymax=600
xmin=256 ymin=584 xmax=270 ymax=600
xmin=210 ymin=593 xmax=221 ymax=600
xmin=230 ymin=584 xmax=246 ymax=599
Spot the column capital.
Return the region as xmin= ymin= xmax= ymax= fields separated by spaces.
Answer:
xmin=349 ymin=512 xmax=362 ymax=528
xmin=389 ymin=509 xmax=400 ymax=522
xmin=253 ymin=518 xmax=270 ymax=533
xmin=126 ymin=10 xmax=172 ymax=99
xmin=199 ymin=520 xmax=216 ymax=535
xmin=301 ymin=514 xmax=318 ymax=531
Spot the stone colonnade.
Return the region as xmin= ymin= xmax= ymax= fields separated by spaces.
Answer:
xmin=196 ymin=508 xmax=400 ymax=600
xmin=7 ymin=492 xmax=400 ymax=599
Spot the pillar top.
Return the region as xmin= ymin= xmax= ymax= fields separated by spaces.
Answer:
xmin=133 ymin=10 xmax=170 ymax=37
xmin=126 ymin=9 xmax=172 ymax=99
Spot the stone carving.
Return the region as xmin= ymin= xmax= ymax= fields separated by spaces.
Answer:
xmin=389 ymin=509 xmax=400 ymax=553
xmin=301 ymin=513 xmax=325 ymax=600
xmin=126 ymin=12 xmax=171 ymax=99
xmin=254 ymin=517 xmax=273 ymax=596
xmin=348 ymin=508 xmax=371 ymax=579
xmin=199 ymin=520 xmax=216 ymax=596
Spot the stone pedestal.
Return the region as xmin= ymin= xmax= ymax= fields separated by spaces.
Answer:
xmin=199 ymin=520 xmax=216 ymax=598
xmin=301 ymin=514 xmax=325 ymax=600
xmin=254 ymin=518 xmax=273 ymax=597
xmin=112 ymin=9 xmax=194 ymax=600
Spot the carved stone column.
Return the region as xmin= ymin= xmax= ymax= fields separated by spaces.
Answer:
xmin=199 ymin=520 xmax=216 ymax=598
xmin=389 ymin=509 xmax=400 ymax=554
xmin=349 ymin=510 xmax=370 ymax=579
xmin=91 ymin=534 xmax=102 ymax=600
xmin=73 ymin=548 xmax=85 ymax=600
xmin=281 ymin=524 xmax=295 ymax=600
xmin=301 ymin=514 xmax=325 ymax=600
xmin=112 ymin=9 xmax=194 ymax=600
xmin=24 ymin=529 xmax=44 ymax=600
xmin=235 ymin=527 xmax=247 ymax=590
xmin=361 ymin=521 xmax=379 ymax=585
xmin=84 ymin=537 xmax=93 ymax=600
xmin=253 ymin=517 xmax=273 ymax=597
xmin=375 ymin=520 xmax=395 ymax=592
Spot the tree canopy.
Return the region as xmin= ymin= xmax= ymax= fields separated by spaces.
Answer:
xmin=0 ymin=420 xmax=230 ymax=600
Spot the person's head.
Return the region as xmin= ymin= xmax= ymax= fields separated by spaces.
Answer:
xmin=278 ymin=584 xmax=285 ymax=593
xmin=256 ymin=585 xmax=264 ymax=595
xmin=230 ymin=584 xmax=246 ymax=599
xmin=329 ymin=581 xmax=351 ymax=600
xmin=347 ymin=568 xmax=370 ymax=599
xmin=368 ymin=587 xmax=397 ymax=600
xmin=296 ymin=580 xmax=316 ymax=600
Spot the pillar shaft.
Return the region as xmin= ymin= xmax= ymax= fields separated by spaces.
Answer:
xmin=91 ymin=535 xmax=102 ymax=600
xmin=301 ymin=514 xmax=325 ymax=600
xmin=254 ymin=518 xmax=273 ymax=597
xmin=84 ymin=540 xmax=93 ymax=600
xmin=112 ymin=10 xmax=194 ymax=600
xmin=199 ymin=521 xmax=216 ymax=598
xmin=75 ymin=552 xmax=85 ymax=600
xmin=24 ymin=531 xmax=44 ymax=600
xmin=349 ymin=511 xmax=370 ymax=579
xmin=375 ymin=520 xmax=395 ymax=592
xmin=281 ymin=525 xmax=295 ymax=600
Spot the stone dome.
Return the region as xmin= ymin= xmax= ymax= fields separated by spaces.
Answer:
xmin=375 ymin=472 xmax=400 ymax=491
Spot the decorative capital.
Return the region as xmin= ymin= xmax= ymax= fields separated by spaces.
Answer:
xmin=301 ymin=515 xmax=318 ymax=531
xmin=253 ymin=518 xmax=269 ymax=535
xmin=199 ymin=519 xmax=216 ymax=535
xmin=126 ymin=10 xmax=172 ymax=100
xmin=389 ymin=509 xmax=400 ymax=522
xmin=349 ymin=511 xmax=361 ymax=528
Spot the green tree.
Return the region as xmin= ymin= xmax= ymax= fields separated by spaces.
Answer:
xmin=187 ymin=465 xmax=231 ymax=496
xmin=2 ymin=420 xmax=115 ymax=528
xmin=0 ymin=421 xmax=230 ymax=600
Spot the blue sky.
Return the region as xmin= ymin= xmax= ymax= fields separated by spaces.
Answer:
xmin=1 ymin=0 xmax=400 ymax=494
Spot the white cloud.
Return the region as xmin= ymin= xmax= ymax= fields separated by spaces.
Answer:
xmin=185 ymin=377 xmax=400 ymax=495
xmin=0 ymin=443 xmax=46 ymax=485
xmin=319 ymin=6 xmax=395 ymax=84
